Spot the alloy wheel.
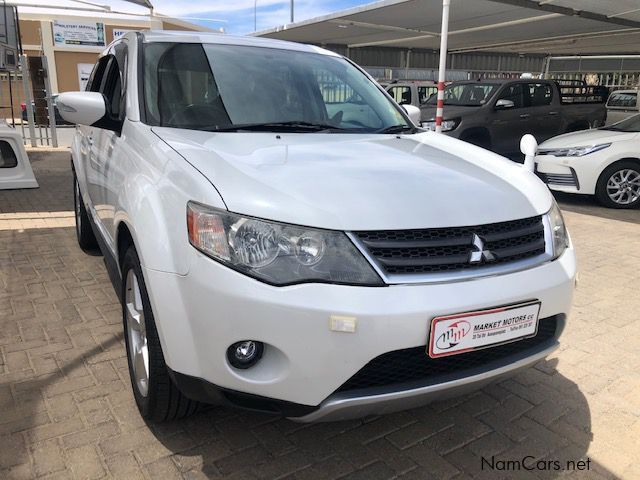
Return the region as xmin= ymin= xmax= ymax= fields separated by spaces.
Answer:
xmin=125 ymin=269 xmax=149 ymax=397
xmin=606 ymin=168 xmax=640 ymax=205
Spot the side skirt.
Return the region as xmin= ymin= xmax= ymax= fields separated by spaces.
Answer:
xmin=85 ymin=207 xmax=123 ymax=302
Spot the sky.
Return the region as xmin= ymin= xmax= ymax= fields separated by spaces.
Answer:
xmin=148 ymin=0 xmax=373 ymax=34
xmin=28 ymin=0 xmax=376 ymax=35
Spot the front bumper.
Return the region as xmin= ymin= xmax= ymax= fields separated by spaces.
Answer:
xmin=142 ymin=246 xmax=575 ymax=412
xmin=535 ymin=154 xmax=600 ymax=195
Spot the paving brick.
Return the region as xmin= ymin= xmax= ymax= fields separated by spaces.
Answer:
xmin=31 ymin=439 xmax=66 ymax=477
xmin=66 ymin=445 xmax=105 ymax=479
xmin=105 ymin=453 xmax=145 ymax=480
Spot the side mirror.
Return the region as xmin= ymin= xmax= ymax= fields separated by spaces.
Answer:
xmin=495 ymin=99 xmax=515 ymax=110
xmin=520 ymin=134 xmax=538 ymax=172
xmin=402 ymin=104 xmax=422 ymax=125
xmin=56 ymin=92 xmax=107 ymax=127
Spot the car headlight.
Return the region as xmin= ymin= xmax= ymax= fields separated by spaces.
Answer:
xmin=421 ymin=118 xmax=459 ymax=132
xmin=547 ymin=201 xmax=569 ymax=259
xmin=187 ymin=202 xmax=383 ymax=286
xmin=538 ymin=143 xmax=610 ymax=157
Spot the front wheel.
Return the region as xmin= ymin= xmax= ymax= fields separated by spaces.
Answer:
xmin=121 ymin=246 xmax=201 ymax=421
xmin=595 ymin=161 xmax=640 ymax=209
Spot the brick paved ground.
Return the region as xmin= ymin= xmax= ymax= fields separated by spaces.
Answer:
xmin=1 ymin=153 xmax=639 ymax=480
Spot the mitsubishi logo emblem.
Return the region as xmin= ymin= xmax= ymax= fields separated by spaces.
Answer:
xmin=469 ymin=234 xmax=495 ymax=264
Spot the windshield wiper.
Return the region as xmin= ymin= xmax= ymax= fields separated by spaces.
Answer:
xmin=377 ymin=124 xmax=416 ymax=134
xmin=204 ymin=121 xmax=348 ymax=132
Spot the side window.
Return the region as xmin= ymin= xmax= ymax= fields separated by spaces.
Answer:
xmin=607 ymin=92 xmax=637 ymax=108
xmin=388 ymin=86 xmax=411 ymax=105
xmin=100 ymin=56 xmax=123 ymax=120
xmin=498 ymin=83 xmax=525 ymax=109
xmin=528 ymin=83 xmax=552 ymax=106
xmin=113 ymin=42 xmax=128 ymax=102
xmin=0 ymin=140 xmax=17 ymax=168
xmin=418 ymin=86 xmax=436 ymax=105
xmin=87 ymin=56 xmax=109 ymax=92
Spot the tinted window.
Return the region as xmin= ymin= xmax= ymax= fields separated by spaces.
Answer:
xmin=418 ymin=86 xmax=437 ymax=105
xmin=498 ymin=83 xmax=525 ymax=108
xmin=0 ymin=140 xmax=18 ymax=168
xmin=388 ymin=86 xmax=411 ymax=105
xmin=527 ymin=83 xmax=552 ymax=106
xmin=608 ymin=92 xmax=637 ymax=108
xmin=87 ymin=56 xmax=109 ymax=92
xmin=100 ymin=57 xmax=123 ymax=120
xmin=426 ymin=83 xmax=498 ymax=106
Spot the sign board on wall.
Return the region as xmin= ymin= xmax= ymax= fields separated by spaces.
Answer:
xmin=53 ymin=21 xmax=105 ymax=47
xmin=113 ymin=29 xmax=134 ymax=40
xmin=77 ymin=63 xmax=94 ymax=91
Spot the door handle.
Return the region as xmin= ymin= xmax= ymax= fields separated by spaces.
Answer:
xmin=519 ymin=114 xmax=530 ymax=119
xmin=548 ymin=111 xmax=559 ymax=115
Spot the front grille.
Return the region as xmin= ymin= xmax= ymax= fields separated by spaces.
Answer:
xmin=336 ymin=316 xmax=558 ymax=394
xmin=354 ymin=216 xmax=546 ymax=275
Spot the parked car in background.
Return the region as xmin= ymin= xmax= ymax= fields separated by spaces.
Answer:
xmin=536 ymin=114 xmax=640 ymax=208
xmin=384 ymin=81 xmax=438 ymax=108
xmin=59 ymin=31 xmax=575 ymax=423
xmin=21 ymin=95 xmax=73 ymax=126
xmin=605 ymin=89 xmax=639 ymax=125
xmin=420 ymin=79 xmax=607 ymax=157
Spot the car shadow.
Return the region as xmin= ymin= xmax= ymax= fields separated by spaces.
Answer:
xmin=554 ymin=191 xmax=640 ymax=225
xmin=146 ymin=358 xmax=617 ymax=479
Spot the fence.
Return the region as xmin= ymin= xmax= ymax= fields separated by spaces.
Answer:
xmin=0 ymin=55 xmax=58 ymax=147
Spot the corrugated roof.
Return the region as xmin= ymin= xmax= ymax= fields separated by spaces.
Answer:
xmin=256 ymin=0 xmax=640 ymax=54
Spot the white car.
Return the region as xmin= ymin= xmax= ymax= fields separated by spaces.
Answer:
xmin=58 ymin=31 xmax=576 ymax=422
xmin=536 ymin=115 xmax=640 ymax=209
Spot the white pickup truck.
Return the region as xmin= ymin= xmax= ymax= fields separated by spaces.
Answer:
xmin=58 ymin=31 xmax=575 ymax=422
xmin=605 ymin=89 xmax=639 ymax=125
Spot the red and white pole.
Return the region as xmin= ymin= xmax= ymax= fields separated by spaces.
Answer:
xmin=435 ymin=0 xmax=451 ymax=133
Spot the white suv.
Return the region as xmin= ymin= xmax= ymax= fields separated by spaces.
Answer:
xmin=59 ymin=31 xmax=576 ymax=422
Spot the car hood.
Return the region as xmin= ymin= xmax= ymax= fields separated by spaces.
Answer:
xmin=153 ymin=128 xmax=552 ymax=231
xmin=419 ymin=104 xmax=483 ymax=121
xmin=539 ymin=128 xmax=637 ymax=148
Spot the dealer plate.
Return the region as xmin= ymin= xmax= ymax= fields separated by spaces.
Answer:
xmin=427 ymin=301 xmax=541 ymax=358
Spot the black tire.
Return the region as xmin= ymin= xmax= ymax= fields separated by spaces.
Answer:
xmin=73 ymin=173 xmax=99 ymax=251
xmin=121 ymin=246 xmax=200 ymax=421
xmin=595 ymin=161 xmax=640 ymax=209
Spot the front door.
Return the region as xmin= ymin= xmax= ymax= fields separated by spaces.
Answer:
xmin=87 ymin=44 xmax=127 ymax=250
xmin=491 ymin=83 xmax=534 ymax=155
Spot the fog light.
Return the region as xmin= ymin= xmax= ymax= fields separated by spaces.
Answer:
xmin=227 ymin=340 xmax=264 ymax=369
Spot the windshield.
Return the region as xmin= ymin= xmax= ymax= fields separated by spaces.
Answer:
xmin=601 ymin=114 xmax=640 ymax=132
xmin=143 ymin=43 xmax=410 ymax=133
xmin=426 ymin=83 xmax=499 ymax=106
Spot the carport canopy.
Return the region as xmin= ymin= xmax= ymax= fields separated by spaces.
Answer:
xmin=256 ymin=0 xmax=640 ymax=55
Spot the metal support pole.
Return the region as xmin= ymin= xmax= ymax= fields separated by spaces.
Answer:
xmin=20 ymin=55 xmax=37 ymax=147
xmin=542 ymin=56 xmax=551 ymax=79
xmin=435 ymin=0 xmax=450 ymax=133
xmin=290 ymin=0 xmax=294 ymax=23
xmin=41 ymin=55 xmax=58 ymax=148
xmin=254 ymin=0 xmax=257 ymax=31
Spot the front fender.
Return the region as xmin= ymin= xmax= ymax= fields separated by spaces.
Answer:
xmin=113 ymin=124 xmax=226 ymax=275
